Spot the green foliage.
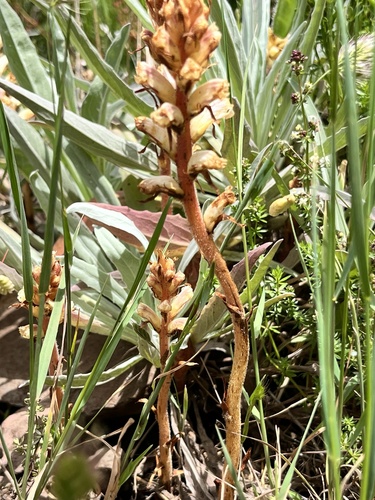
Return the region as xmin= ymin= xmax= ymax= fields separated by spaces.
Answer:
xmin=0 ymin=0 xmax=375 ymax=498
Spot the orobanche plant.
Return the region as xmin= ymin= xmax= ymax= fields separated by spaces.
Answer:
xmin=133 ymin=0 xmax=248 ymax=495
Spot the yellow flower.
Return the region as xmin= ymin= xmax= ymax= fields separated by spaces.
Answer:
xmin=268 ymin=194 xmax=296 ymax=217
xmin=0 ymin=274 xmax=14 ymax=295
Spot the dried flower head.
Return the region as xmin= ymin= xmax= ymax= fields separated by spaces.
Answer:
xmin=147 ymin=250 xmax=185 ymax=300
xmin=142 ymin=0 xmax=219 ymax=89
xmin=16 ymin=253 xmax=62 ymax=319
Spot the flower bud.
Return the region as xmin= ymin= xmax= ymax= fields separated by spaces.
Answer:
xmin=135 ymin=117 xmax=177 ymax=159
xmin=137 ymin=303 xmax=162 ymax=332
xmin=139 ymin=175 xmax=184 ymax=199
xmin=158 ymin=300 xmax=172 ymax=314
xmin=135 ymin=62 xmax=176 ymax=104
xmin=188 ymin=150 xmax=227 ymax=176
xmin=179 ymin=58 xmax=204 ymax=87
xmin=151 ymin=103 xmax=184 ymax=129
xmin=146 ymin=274 xmax=163 ymax=300
xmin=169 ymin=271 xmax=186 ymax=296
xmin=187 ymin=79 xmax=230 ymax=116
xmin=203 ymin=186 xmax=236 ymax=233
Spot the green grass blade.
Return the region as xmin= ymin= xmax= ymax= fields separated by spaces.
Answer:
xmin=49 ymin=13 xmax=77 ymax=113
xmin=122 ymin=0 xmax=152 ymax=31
xmin=0 ymin=103 xmax=32 ymax=298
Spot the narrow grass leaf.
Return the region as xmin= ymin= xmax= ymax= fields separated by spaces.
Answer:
xmin=122 ymin=0 xmax=152 ymax=31
xmin=215 ymin=426 xmax=246 ymax=500
xmin=0 ymin=103 xmax=33 ymax=299
xmin=49 ymin=13 xmax=77 ymax=113
xmin=44 ymin=355 xmax=143 ymax=388
xmin=36 ymin=273 xmax=66 ymax=398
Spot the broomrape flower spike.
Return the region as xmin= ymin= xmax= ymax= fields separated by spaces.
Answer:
xmin=16 ymin=253 xmax=63 ymax=324
xmin=137 ymin=250 xmax=192 ymax=489
xmin=136 ymin=1 xmax=248 ymax=496
xmin=15 ymin=252 xmax=64 ymax=415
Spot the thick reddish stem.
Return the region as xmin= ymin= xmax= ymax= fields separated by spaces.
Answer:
xmin=175 ymin=88 xmax=249 ymax=498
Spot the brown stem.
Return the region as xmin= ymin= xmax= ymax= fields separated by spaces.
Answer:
xmin=158 ymin=150 xmax=172 ymax=212
xmin=176 ymin=89 xmax=249 ymax=498
xmin=48 ymin=341 xmax=64 ymax=415
xmin=157 ymin=314 xmax=173 ymax=489
xmin=43 ymin=318 xmax=64 ymax=416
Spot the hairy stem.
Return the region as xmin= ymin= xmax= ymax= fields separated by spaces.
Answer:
xmin=176 ymin=89 xmax=249 ymax=497
xmin=157 ymin=310 xmax=173 ymax=488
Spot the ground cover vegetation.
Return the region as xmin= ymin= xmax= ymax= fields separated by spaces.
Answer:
xmin=0 ymin=0 xmax=374 ymax=498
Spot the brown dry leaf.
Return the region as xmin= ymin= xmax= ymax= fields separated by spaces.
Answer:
xmin=85 ymin=203 xmax=192 ymax=256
